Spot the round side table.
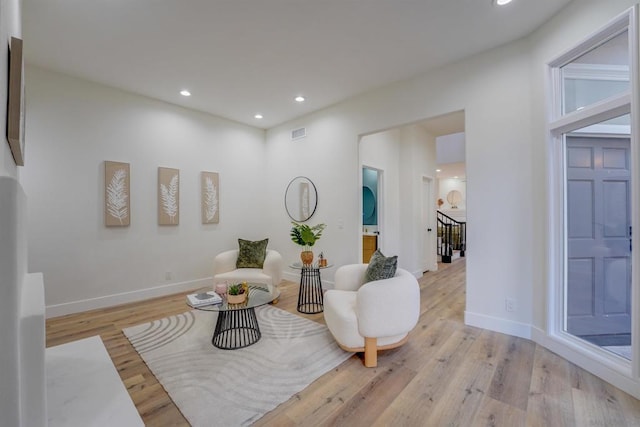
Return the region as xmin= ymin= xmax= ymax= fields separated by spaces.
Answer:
xmin=289 ymin=263 xmax=333 ymax=314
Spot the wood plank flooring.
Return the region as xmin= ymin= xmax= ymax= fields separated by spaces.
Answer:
xmin=45 ymin=259 xmax=640 ymax=426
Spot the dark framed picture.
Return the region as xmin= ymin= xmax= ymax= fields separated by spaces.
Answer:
xmin=7 ymin=36 xmax=24 ymax=166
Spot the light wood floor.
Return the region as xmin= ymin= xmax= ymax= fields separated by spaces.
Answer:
xmin=46 ymin=259 xmax=640 ymax=426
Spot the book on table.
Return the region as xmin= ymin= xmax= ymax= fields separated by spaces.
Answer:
xmin=186 ymin=291 xmax=222 ymax=307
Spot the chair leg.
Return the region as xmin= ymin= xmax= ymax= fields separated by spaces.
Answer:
xmin=364 ymin=337 xmax=377 ymax=367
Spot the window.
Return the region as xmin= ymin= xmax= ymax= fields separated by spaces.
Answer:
xmin=548 ymin=8 xmax=638 ymax=386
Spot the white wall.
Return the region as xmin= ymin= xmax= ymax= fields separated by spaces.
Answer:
xmin=280 ymin=122 xmax=436 ymax=280
xmin=265 ymin=112 xmax=360 ymax=283
xmin=22 ymin=67 xmax=268 ymax=315
xmin=0 ymin=0 xmax=21 ymax=178
xmin=266 ymin=37 xmax=535 ymax=336
xmin=528 ymin=0 xmax=639 ymax=334
xmin=436 ymin=132 xmax=465 ymax=164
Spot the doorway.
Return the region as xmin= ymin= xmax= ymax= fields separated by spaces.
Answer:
xmin=358 ymin=112 xmax=464 ymax=276
xmin=362 ymin=166 xmax=381 ymax=263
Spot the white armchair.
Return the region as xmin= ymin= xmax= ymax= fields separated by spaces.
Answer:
xmin=213 ymin=249 xmax=283 ymax=296
xmin=323 ymin=264 xmax=420 ymax=367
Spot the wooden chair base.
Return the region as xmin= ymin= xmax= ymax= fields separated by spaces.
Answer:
xmin=336 ymin=335 xmax=409 ymax=367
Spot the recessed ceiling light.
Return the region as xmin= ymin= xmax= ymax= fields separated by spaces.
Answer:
xmin=453 ymin=176 xmax=459 ymax=179
xmin=180 ymin=90 xmax=191 ymax=97
xmin=436 ymin=169 xmax=442 ymax=172
xmin=295 ymin=95 xmax=305 ymax=103
xmin=254 ymin=113 xmax=263 ymax=119
xmin=494 ymin=0 xmax=512 ymax=5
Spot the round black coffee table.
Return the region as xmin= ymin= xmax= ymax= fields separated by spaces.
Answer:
xmin=192 ymin=284 xmax=280 ymax=350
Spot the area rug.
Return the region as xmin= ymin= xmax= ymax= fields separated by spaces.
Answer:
xmin=123 ymin=305 xmax=351 ymax=426
xmin=46 ymin=336 xmax=144 ymax=427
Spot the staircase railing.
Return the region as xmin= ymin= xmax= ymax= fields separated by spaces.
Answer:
xmin=437 ymin=210 xmax=466 ymax=263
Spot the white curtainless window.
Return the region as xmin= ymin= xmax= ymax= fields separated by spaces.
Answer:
xmin=547 ymin=7 xmax=640 ymax=396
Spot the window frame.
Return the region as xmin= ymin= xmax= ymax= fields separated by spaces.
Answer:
xmin=546 ymin=7 xmax=639 ymax=384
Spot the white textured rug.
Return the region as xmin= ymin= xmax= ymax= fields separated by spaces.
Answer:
xmin=124 ymin=305 xmax=350 ymax=426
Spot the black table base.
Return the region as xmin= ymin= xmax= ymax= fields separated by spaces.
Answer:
xmin=297 ymin=267 xmax=324 ymax=314
xmin=212 ymin=307 xmax=261 ymax=349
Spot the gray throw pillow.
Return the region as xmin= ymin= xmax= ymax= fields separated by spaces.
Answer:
xmin=364 ymin=249 xmax=398 ymax=283
xmin=236 ymin=238 xmax=269 ymax=268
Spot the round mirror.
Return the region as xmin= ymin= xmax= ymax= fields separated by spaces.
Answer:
xmin=362 ymin=186 xmax=376 ymax=221
xmin=285 ymin=176 xmax=318 ymax=222
xmin=446 ymin=190 xmax=462 ymax=208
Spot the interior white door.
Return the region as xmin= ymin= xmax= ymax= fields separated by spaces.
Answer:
xmin=422 ymin=177 xmax=434 ymax=271
xmin=566 ymin=136 xmax=631 ymax=338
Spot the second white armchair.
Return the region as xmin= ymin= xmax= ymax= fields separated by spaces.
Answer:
xmin=323 ymin=263 xmax=420 ymax=367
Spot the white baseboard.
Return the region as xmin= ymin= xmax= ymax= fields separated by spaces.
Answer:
xmin=530 ymin=326 xmax=547 ymax=344
xmin=464 ymin=310 xmax=532 ymax=340
xmin=45 ymin=278 xmax=211 ymax=319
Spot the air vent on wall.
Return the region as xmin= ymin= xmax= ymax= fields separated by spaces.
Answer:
xmin=291 ymin=127 xmax=306 ymax=140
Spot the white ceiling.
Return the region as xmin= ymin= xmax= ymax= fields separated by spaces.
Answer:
xmin=437 ymin=162 xmax=466 ymax=180
xmin=23 ymin=0 xmax=572 ymax=129
xmin=420 ymin=110 xmax=465 ymax=137
xmin=436 ymin=129 xmax=466 ymax=179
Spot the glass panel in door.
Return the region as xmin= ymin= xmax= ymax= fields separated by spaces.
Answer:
xmin=564 ymin=114 xmax=632 ymax=359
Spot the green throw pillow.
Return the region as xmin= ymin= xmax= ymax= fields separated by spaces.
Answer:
xmin=236 ymin=238 xmax=269 ymax=268
xmin=364 ymin=249 xmax=398 ymax=283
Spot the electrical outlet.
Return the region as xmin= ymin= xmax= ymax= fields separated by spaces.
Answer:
xmin=505 ymin=298 xmax=516 ymax=312
xmin=165 ymin=271 xmax=173 ymax=281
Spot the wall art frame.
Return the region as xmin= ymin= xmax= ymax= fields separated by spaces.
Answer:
xmin=158 ymin=167 xmax=180 ymax=225
xmin=201 ymin=171 xmax=219 ymax=224
xmin=104 ymin=161 xmax=130 ymax=226
xmin=7 ymin=36 xmax=25 ymax=166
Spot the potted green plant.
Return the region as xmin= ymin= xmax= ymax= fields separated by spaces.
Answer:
xmin=290 ymin=222 xmax=326 ymax=265
xmin=227 ymin=283 xmax=247 ymax=304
